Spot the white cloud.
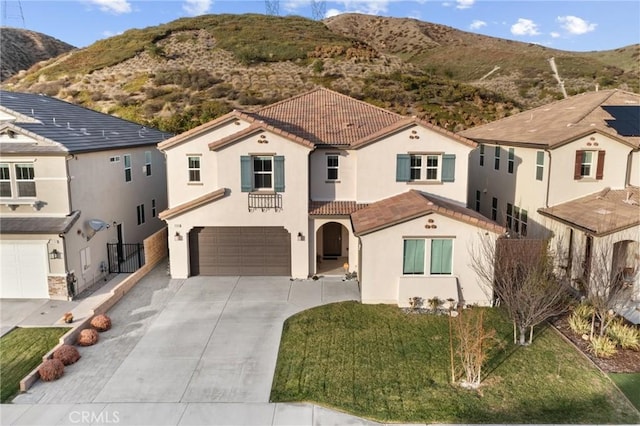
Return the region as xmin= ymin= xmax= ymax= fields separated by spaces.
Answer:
xmin=182 ymin=0 xmax=212 ymax=16
xmin=326 ymin=8 xmax=342 ymax=17
xmin=550 ymin=31 xmax=560 ymax=38
xmin=320 ymin=1 xmax=391 ymax=17
xmin=101 ymin=30 xmax=123 ymax=37
xmin=85 ymin=0 xmax=132 ymax=14
xmin=557 ymin=15 xmax=596 ymax=35
xmin=456 ymin=0 xmax=474 ymax=9
xmin=469 ymin=19 xmax=486 ymax=30
xmin=510 ymin=18 xmax=540 ymax=36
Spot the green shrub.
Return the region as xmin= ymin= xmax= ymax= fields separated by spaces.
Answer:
xmin=572 ymin=303 xmax=595 ymax=320
xmin=607 ymin=321 xmax=640 ymax=351
xmin=568 ymin=311 xmax=591 ymax=335
xmin=589 ymin=336 xmax=617 ymax=359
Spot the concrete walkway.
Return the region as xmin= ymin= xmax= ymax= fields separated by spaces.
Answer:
xmin=2 ymin=266 xmax=392 ymax=425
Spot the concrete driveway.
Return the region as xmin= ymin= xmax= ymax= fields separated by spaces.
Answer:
xmin=4 ymin=266 xmax=381 ymax=425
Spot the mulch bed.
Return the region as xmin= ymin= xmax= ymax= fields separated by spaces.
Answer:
xmin=552 ymin=315 xmax=640 ymax=373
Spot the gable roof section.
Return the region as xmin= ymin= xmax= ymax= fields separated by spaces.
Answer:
xmin=208 ymin=121 xmax=315 ymax=151
xmin=352 ymin=190 xmax=505 ymax=236
xmin=0 ymin=90 xmax=171 ymax=154
xmin=249 ymin=87 xmax=405 ymax=146
xmin=538 ymin=186 xmax=640 ymax=237
xmin=460 ymin=90 xmax=640 ymax=149
xmin=351 ymin=116 xmax=477 ymax=149
xmin=158 ymin=188 xmax=227 ymax=220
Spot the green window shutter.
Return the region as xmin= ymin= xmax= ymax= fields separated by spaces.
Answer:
xmin=430 ymin=239 xmax=453 ymax=274
xmin=396 ymin=154 xmax=410 ymax=182
xmin=442 ymin=154 xmax=456 ymax=182
xmin=240 ymin=156 xmax=252 ymax=192
xmin=274 ymin=155 xmax=285 ymax=192
xmin=403 ymin=239 xmax=425 ymax=274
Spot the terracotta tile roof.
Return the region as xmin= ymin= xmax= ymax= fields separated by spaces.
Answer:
xmin=460 ymin=90 xmax=640 ymax=149
xmin=538 ymin=186 xmax=640 ymax=236
xmin=0 ymin=211 xmax=80 ymax=234
xmin=309 ymin=200 xmax=368 ymax=216
xmin=208 ymin=121 xmax=315 ymax=151
xmin=250 ymin=88 xmax=404 ymax=146
xmin=158 ymin=111 xmax=252 ymax=151
xmin=351 ymin=190 xmax=505 ymax=235
xmin=158 ymin=188 xmax=226 ymax=220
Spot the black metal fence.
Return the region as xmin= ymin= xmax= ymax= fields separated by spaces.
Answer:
xmin=107 ymin=243 xmax=144 ymax=273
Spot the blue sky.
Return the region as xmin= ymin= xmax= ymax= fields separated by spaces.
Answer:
xmin=2 ymin=1 xmax=639 ymax=51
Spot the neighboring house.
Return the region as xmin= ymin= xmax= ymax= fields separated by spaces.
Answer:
xmin=0 ymin=90 xmax=170 ymax=299
xmin=460 ymin=89 xmax=640 ymax=321
xmin=158 ymin=88 xmax=504 ymax=307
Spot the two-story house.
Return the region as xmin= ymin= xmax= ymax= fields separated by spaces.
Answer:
xmin=0 ymin=90 xmax=170 ymax=299
xmin=158 ymin=88 xmax=504 ymax=307
xmin=460 ymin=89 xmax=640 ymax=316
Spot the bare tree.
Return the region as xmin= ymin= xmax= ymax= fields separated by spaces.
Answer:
xmin=471 ymin=237 xmax=572 ymax=345
xmin=570 ymin=237 xmax=637 ymax=338
xmin=452 ymin=308 xmax=496 ymax=388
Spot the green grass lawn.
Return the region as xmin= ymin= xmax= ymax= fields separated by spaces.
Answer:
xmin=0 ymin=327 xmax=68 ymax=403
xmin=609 ymin=373 xmax=640 ymax=410
xmin=271 ymin=302 xmax=640 ymax=424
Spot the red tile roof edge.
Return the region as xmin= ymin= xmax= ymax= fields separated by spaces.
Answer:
xmin=208 ymin=121 xmax=315 ymax=151
xmin=158 ymin=188 xmax=227 ymax=220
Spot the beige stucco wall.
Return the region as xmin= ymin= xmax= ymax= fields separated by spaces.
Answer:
xmin=0 ymin=154 xmax=70 ymax=216
xmin=359 ymin=212 xmax=498 ymax=306
xmin=355 ymin=125 xmax=471 ymax=204
xmin=628 ymin=150 xmax=639 ymax=187
xmin=163 ymin=119 xmax=252 ymax=208
xmin=165 ymin=129 xmax=311 ymax=279
xmin=548 ymin=134 xmax=632 ymax=206
xmin=311 ymin=217 xmax=358 ymax=276
xmin=309 ymin=149 xmax=357 ymax=201
xmin=65 ymin=147 xmax=167 ymax=294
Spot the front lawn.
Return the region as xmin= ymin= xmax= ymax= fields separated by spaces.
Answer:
xmin=0 ymin=327 xmax=68 ymax=402
xmin=609 ymin=373 xmax=640 ymax=410
xmin=271 ymin=302 xmax=639 ymax=424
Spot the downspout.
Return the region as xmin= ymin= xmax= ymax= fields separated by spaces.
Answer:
xmin=64 ymin=154 xmax=75 ymax=299
xmin=544 ymin=149 xmax=552 ymax=208
xmin=625 ymin=150 xmax=633 ymax=187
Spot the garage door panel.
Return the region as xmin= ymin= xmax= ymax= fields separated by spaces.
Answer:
xmin=189 ymin=227 xmax=291 ymax=276
xmin=0 ymin=242 xmax=49 ymax=299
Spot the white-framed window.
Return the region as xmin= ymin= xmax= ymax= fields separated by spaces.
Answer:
xmin=124 ymin=154 xmax=132 ymax=182
xmin=151 ymin=199 xmax=156 ymax=217
xmin=327 ymin=154 xmax=339 ymax=181
xmin=188 ymin=156 xmax=201 ymax=182
xmin=109 ymin=156 xmax=120 ymax=163
xmin=402 ymin=238 xmax=453 ymax=276
xmin=1 ymin=163 xmax=36 ymax=198
xmin=144 ymin=151 xmax=152 ymax=176
xmin=410 ymin=155 xmax=422 ymax=180
xmin=475 ymin=190 xmax=481 ymax=212
xmin=506 ymin=203 xmax=527 ymax=236
xmin=491 ymin=197 xmax=498 ymax=221
xmin=397 ymin=154 xmax=455 ymax=183
xmin=494 ymin=146 xmax=500 ymax=170
xmin=506 ymin=203 xmax=513 ymax=229
xmin=253 ymin=156 xmax=273 ymax=190
xmin=536 ymin=151 xmax=544 ymax=181
xmin=508 ymin=148 xmax=515 ymax=174
xmin=575 ymin=150 xmax=605 ymax=180
xmin=410 ymin=154 xmax=440 ymax=181
xmin=136 ymin=204 xmax=145 ymax=225
xmin=479 ymin=144 xmax=485 ymax=166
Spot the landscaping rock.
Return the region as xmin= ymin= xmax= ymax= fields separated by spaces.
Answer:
xmin=90 ymin=314 xmax=112 ymax=332
xmin=77 ymin=328 xmax=99 ymax=346
xmin=53 ymin=344 xmax=81 ymax=365
xmin=38 ymin=359 xmax=64 ymax=381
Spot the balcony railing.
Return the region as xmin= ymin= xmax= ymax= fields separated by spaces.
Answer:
xmin=248 ymin=192 xmax=282 ymax=212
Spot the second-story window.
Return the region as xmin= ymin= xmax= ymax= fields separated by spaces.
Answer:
xmin=574 ymin=150 xmax=605 ymax=180
xmin=144 ymin=151 xmax=152 ymax=176
xmin=397 ymin=154 xmax=455 ymax=183
xmin=241 ymin=155 xmax=285 ymax=192
xmin=494 ymin=146 xmax=500 ymax=170
xmin=326 ymin=154 xmax=339 ymax=181
xmin=124 ymin=154 xmax=132 ymax=182
xmin=15 ymin=163 xmax=36 ymax=197
xmin=0 ymin=163 xmax=11 ymax=197
xmin=536 ymin=151 xmax=544 ymax=181
xmin=479 ymin=144 xmax=485 ymax=166
xmin=491 ymin=197 xmax=498 ymax=221
xmin=188 ymin=156 xmax=201 ymax=182
xmin=508 ymin=148 xmax=515 ymax=174
xmin=475 ymin=190 xmax=481 ymax=212
xmin=136 ymin=204 xmax=145 ymax=225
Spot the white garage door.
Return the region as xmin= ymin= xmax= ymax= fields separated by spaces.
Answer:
xmin=0 ymin=241 xmax=49 ymax=298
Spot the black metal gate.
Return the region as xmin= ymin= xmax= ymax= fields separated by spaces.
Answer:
xmin=107 ymin=243 xmax=144 ymax=273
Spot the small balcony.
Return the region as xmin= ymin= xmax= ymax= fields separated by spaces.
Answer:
xmin=248 ymin=192 xmax=282 ymax=212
